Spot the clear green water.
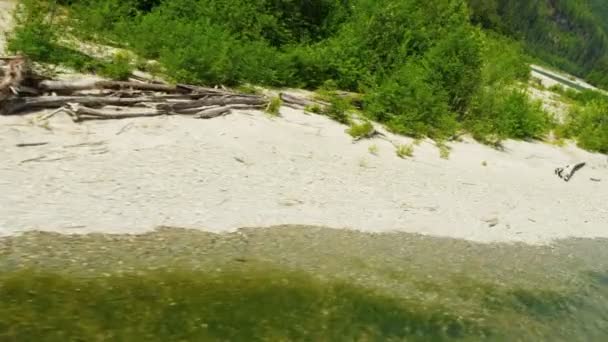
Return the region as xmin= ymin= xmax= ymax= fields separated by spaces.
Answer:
xmin=1 ymin=226 xmax=607 ymax=341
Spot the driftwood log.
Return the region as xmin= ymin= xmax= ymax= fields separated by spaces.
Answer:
xmin=64 ymin=104 xmax=168 ymax=122
xmin=194 ymin=104 xmax=265 ymax=119
xmin=279 ymin=92 xmax=328 ymax=110
xmin=39 ymin=79 xmax=186 ymax=93
xmin=0 ymin=56 xmax=271 ymax=122
xmin=61 ymin=103 xmax=265 ymax=122
xmin=2 ymin=96 xmax=163 ymax=114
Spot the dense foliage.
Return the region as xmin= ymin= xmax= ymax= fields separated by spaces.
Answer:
xmin=9 ymin=0 xmax=555 ymax=142
xmin=558 ymin=95 xmax=608 ymax=153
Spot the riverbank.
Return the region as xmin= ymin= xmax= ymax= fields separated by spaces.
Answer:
xmin=1 ymin=107 xmax=607 ymax=244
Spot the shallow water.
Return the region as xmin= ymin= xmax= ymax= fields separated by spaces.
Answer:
xmin=1 ymin=226 xmax=607 ymax=340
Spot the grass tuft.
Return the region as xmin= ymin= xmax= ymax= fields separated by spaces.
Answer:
xmin=304 ymin=104 xmax=323 ymax=114
xmin=266 ymin=96 xmax=282 ymax=117
xmin=437 ymin=142 xmax=451 ymax=159
xmin=368 ymin=144 xmax=379 ymax=156
xmin=395 ymin=144 xmax=414 ymax=159
xmin=347 ymin=121 xmax=374 ymax=139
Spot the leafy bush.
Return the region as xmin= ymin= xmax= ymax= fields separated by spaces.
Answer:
xmin=99 ymin=52 xmax=134 ymax=80
xmin=466 ymin=88 xmax=551 ymax=141
xmin=551 ymin=87 xmax=608 ymax=106
xmin=560 ymin=100 xmax=608 ymax=153
xmin=304 ymin=104 xmax=323 ymax=114
xmin=423 ymin=26 xmax=484 ymax=114
xmin=322 ymin=97 xmax=351 ymax=124
xmin=347 ymin=121 xmax=374 ymax=139
xmin=7 ymin=1 xmax=133 ymax=80
xmin=365 ymin=62 xmax=457 ymax=139
xmin=7 ymin=0 xmax=57 ymax=59
xmin=479 ymin=33 xmax=530 ymax=86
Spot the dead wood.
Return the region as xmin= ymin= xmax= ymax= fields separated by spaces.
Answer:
xmin=158 ymin=94 xmax=267 ymax=112
xmin=64 ymin=104 xmax=169 ymax=122
xmin=39 ymin=79 xmax=186 ymax=93
xmin=176 ymin=84 xmax=231 ymax=95
xmin=2 ymin=96 xmax=162 ymax=114
xmin=279 ymin=92 xmax=328 ymax=109
xmin=173 ymin=105 xmax=219 ymax=115
xmin=37 ymin=79 xmax=98 ymax=92
xmin=16 ymin=142 xmax=49 ymax=147
xmin=129 ymin=71 xmax=167 ymax=85
xmin=194 ymin=106 xmax=231 ymax=119
xmin=1 ymin=56 xmax=270 ymax=123
xmin=194 ymin=104 xmax=264 ymax=119
xmin=97 ymin=81 xmax=185 ymax=93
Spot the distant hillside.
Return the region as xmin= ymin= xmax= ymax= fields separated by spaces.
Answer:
xmin=468 ymin=0 xmax=608 ymax=88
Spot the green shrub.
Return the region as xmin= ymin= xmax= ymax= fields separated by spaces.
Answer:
xmin=424 ymin=26 xmax=484 ymax=114
xmin=365 ymin=62 xmax=458 ymax=139
xmin=466 ymin=88 xmax=551 ymax=142
xmin=549 ymin=84 xmax=566 ymax=93
xmin=560 ymin=100 xmax=608 ymax=153
xmin=437 ymin=142 xmax=451 ymax=159
xmin=479 ymin=33 xmax=530 ymax=86
xmin=99 ymin=52 xmax=134 ymax=80
xmin=569 ymin=90 xmax=608 ymax=104
xmin=552 ymin=87 xmax=608 ymax=105
xmin=323 ymin=96 xmax=351 ymax=124
xmin=304 ymin=104 xmax=323 ymax=114
xmin=347 ymin=121 xmax=374 ymax=139
xmin=236 ymin=84 xmax=262 ymax=95
xmin=266 ymin=96 xmax=282 ymax=117
xmin=7 ymin=1 xmax=55 ymax=55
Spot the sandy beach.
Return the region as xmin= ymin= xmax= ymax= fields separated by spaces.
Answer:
xmin=1 ymin=106 xmax=606 ymax=244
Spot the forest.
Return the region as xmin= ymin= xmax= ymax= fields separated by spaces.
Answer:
xmin=468 ymin=0 xmax=608 ymax=88
xmin=6 ymin=0 xmax=608 ymax=151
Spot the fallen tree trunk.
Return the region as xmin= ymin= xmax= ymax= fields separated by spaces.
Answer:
xmin=194 ymin=104 xmax=266 ymax=119
xmin=65 ymin=104 xmax=168 ymax=122
xmin=279 ymin=92 xmax=327 ymax=109
xmin=176 ymin=84 xmax=237 ymax=96
xmin=37 ymin=79 xmax=263 ymax=98
xmin=1 ymin=96 xmax=164 ymax=114
xmin=64 ymin=103 xmax=263 ymax=121
xmin=39 ymin=79 xmax=187 ymax=93
xmin=158 ymin=95 xmax=267 ymax=112
xmin=1 ymin=55 xmax=273 ymax=121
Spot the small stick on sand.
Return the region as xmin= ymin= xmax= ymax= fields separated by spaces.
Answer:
xmin=16 ymin=142 xmax=49 ymax=147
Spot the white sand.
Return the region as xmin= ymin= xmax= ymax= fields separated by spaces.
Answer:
xmin=1 ymin=107 xmax=606 ymax=244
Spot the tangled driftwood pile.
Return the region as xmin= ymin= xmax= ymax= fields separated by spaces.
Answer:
xmin=0 ymin=56 xmax=279 ymax=122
